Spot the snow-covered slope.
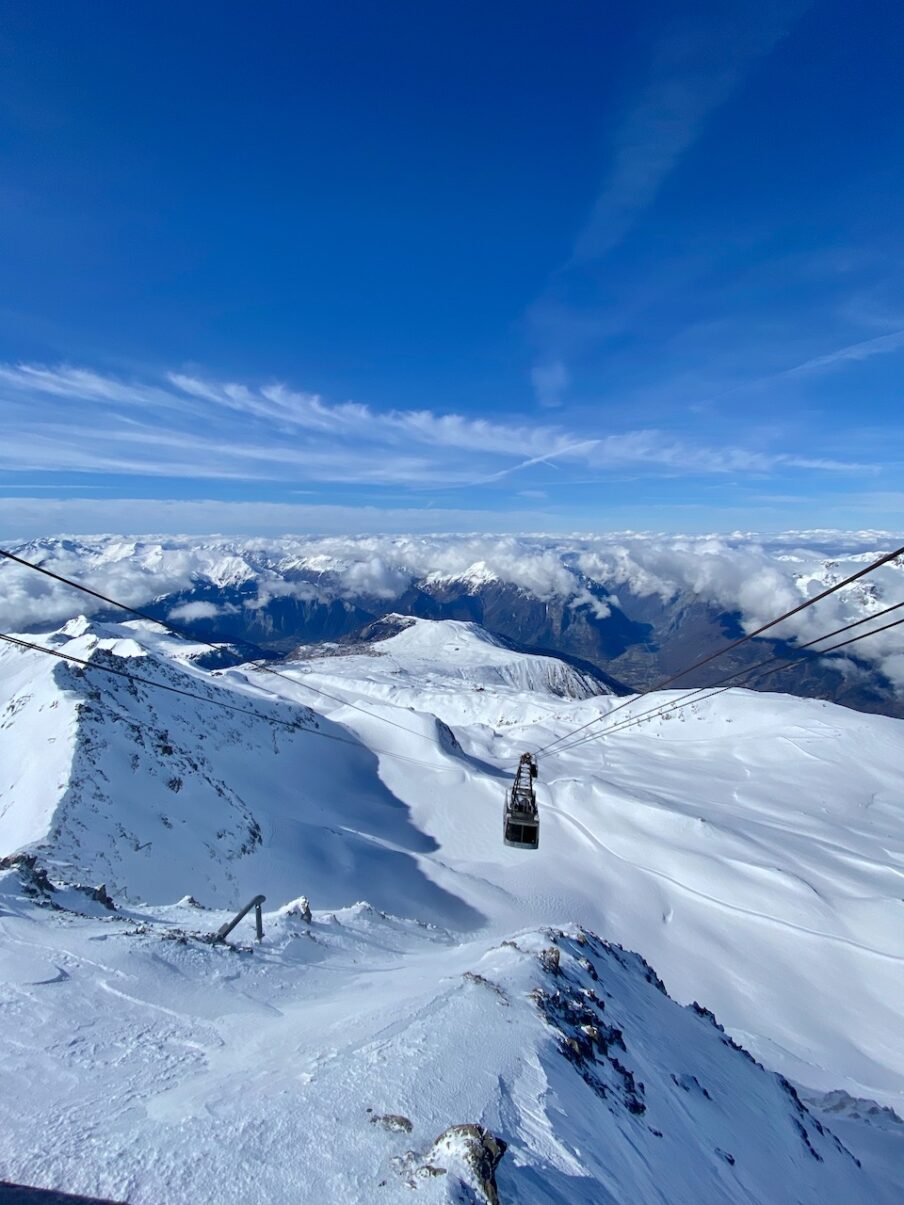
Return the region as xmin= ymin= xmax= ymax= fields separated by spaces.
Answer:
xmin=301 ymin=615 xmax=610 ymax=699
xmin=1 ymin=874 xmax=897 ymax=1205
xmin=229 ymin=620 xmax=904 ymax=1113
xmin=0 ymin=621 xmax=481 ymax=927
xmin=1 ymin=614 xmax=903 ymax=1201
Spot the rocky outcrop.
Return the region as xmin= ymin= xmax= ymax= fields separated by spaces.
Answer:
xmin=392 ymin=1124 xmax=508 ymax=1203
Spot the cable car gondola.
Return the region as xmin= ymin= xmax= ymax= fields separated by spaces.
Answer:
xmin=504 ymin=753 xmax=539 ymax=849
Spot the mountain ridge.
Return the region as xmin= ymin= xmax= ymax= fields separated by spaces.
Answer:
xmin=4 ymin=534 xmax=902 ymax=717
xmin=1 ymin=610 xmax=903 ymax=1200
xmin=1 ymin=862 xmax=897 ymax=1204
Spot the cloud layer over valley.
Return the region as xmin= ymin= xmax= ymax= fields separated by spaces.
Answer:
xmin=2 ymin=530 xmax=901 ymax=692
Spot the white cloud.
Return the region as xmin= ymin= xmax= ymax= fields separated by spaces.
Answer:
xmin=0 ymin=363 xmax=183 ymax=410
xmin=569 ymin=9 xmax=804 ymax=264
xmin=881 ymin=653 xmax=904 ymax=691
xmin=167 ymin=601 xmax=225 ymax=622
xmin=169 ymin=372 xmax=570 ymax=458
xmin=579 ymin=431 xmax=870 ymax=475
xmin=0 ymin=543 xmax=201 ymax=632
xmin=0 ymin=362 xmax=871 ymax=490
xmin=3 ymin=530 xmax=900 ymax=693
xmin=527 ymin=7 xmax=810 ymax=405
xmin=243 ymin=578 xmax=325 ymax=610
xmin=784 ymin=328 xmax=904 ymax=376
xmin=531 ymin=361 xmax=570 ymax=408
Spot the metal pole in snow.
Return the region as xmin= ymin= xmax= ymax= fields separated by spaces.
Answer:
xmin=214 ymin=894 xmax=266 ymax=943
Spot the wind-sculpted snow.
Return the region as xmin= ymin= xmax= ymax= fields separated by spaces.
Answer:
xmin=2 ymin=615 xmax=903 ymax=1109
xmin=1 ymin=871 xmax=897 ymax=1204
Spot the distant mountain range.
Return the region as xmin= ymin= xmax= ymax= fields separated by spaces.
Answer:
xmin=4 ymin=534 xmax=903 ymax=717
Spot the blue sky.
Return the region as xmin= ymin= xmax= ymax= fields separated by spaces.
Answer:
xmin=1 ymin=0 xmax=902 ymax=536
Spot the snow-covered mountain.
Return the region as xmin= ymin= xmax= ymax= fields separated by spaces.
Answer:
xmin=298 ymin=615 xmax=615 ymax=700
xmin=1 ymin=613 xmax=903 ymax=1201
xmin=0 ymin=618 xmax=478 ymax=925
xmin=1 ymin=878 xmax=894 ymax=1205
xmin=3 ymin=532 xmax=902 ymax=716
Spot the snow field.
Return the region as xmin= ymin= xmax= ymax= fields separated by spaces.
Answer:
xmin=1 ymin=615 xmax=903 ymax=1202
xmin=1 ymin=879 xmax=897 ymax=1204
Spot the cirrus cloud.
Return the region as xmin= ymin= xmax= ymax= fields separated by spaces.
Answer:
xmin=0 ymin=362 xmax=874 ymax=492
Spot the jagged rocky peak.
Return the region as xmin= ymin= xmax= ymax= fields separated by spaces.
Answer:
xmin=423 ymin=559 xmax=503 ymax=591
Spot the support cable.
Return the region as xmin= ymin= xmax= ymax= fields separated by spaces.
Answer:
xmin=0 ymin=548 xmax=445 ymax=749
xmin=546 ymin=609 xmax=904 ymax=761
xmin=533 ymin=542 xmax=904 ymax=760
xmin=0 ymin=632 xmax=446 ymax=772
xmin=545 ymin=598 xmax=904 ymax=762
xmin=3 ymin=543 xmax=902 ymax=774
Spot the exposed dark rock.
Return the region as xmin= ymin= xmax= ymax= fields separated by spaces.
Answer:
xmin=462 ymin=971 xmax=509 ymax=1003
xmin=352 ymin=615 xmax=417 ymax=644
xmin=370 ymin=1113 xmax=413 ymax=1134
xmin=77 ymin=883 xmax=116 ymax=910
xmin=808 ymin=1089 xmax=903 ymax=1127
xmin=671 ymin=1072 xmax=712 ymax=1100
xmin=0 ymin=854 xmax=56 ymax=899
xmin=391 ymin=1123 xmax=507 ymax=1202
xmin=538 ymin=946 xmax=560 ymax=975
xmin=428 ymin=1124 xmax=507 ymax=1205
xmin=532 ymin=975 xmax=641 ymax=1114
xmin=778 ymin=1075 xmax=860 ymax=1166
